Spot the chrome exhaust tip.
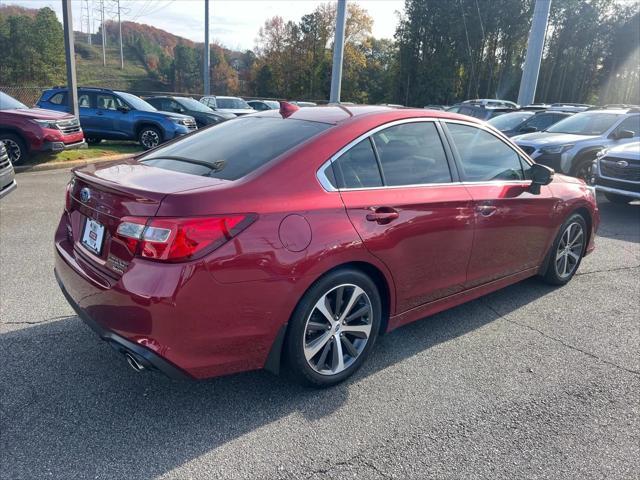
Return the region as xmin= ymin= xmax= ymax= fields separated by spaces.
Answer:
xmin=125 ymin=352 xmax=146 ymax=372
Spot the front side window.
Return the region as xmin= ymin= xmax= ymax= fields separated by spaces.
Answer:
xmin=97 ymin=94 xmax=124 ymax=111
xmin=49 ymin=92 xmax=65 ymax=105
xmin=613 ymin=115 xmax=640 ymax=137
xmin=78 ymin=93 xmax=91 ymax=108
xmin=447 ymin=123 xmax=525 ymax=181
xmin=372 ymin=122 xmax=451 ymax=186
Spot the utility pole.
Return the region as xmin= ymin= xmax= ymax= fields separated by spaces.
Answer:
xmin=87 ymin=0 xmax=92 ymax=45
xmin=204 ymin=0 xmax=211 ymax=96
xmin=329 ymin=0 xmax=347 ymax=103
xmin=517 ymin=0 xmax=552 ymax=106
xmin=62 ymin=0 xmax=79 ymax=117
xmin=117 ymin=0 xmax=124 ymax=69
xmin=100 ymin=0 xmax=106 ymax=67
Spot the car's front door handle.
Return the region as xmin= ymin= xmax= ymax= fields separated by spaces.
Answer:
xmin=476 ymin=205 xmax=498 ymax=217
xmin=366 ymin=207 xmax=399 ymax=224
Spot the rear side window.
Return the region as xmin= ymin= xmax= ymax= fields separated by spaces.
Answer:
xmin=331 ymin=139 xmax=383 ymax=188
xmin=372 ymin=122 xmax=451 ymax=185
xmin=446 ymin=123 xmax=525 ymax=181
xmin=49 ymin=92 xmax=66 ymax=105
xmin=141 ymin=116 xmax=329 ymax=180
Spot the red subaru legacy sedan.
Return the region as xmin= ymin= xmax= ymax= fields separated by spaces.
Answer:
xmin=54 ymin=105 xmax=599 ymax=386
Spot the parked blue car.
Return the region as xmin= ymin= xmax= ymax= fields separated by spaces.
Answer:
xmin=37 ymin=87 xmax=197 ymax=149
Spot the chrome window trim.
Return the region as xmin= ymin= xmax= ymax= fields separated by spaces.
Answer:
xmin=316 ymin=117 xmax=534 ymax=192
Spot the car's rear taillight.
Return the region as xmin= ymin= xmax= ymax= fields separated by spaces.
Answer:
xmin=116 ymin=215 xmax=255 ymax=262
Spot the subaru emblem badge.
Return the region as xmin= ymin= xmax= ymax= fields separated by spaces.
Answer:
xmin=616 ymin=160 xmax=629 ymax=168
xmin=80 ymin=187 xmax=91 ymax=203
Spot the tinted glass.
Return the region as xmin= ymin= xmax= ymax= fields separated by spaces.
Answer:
xmin=142 ymin=117 xmax=329 ymax=180
xmin=488 ymin=111 xmax=534 ymax=130
xmin=49 ymin=93 xmax=65 ymax=105
xmin=614 ymin=115 xmax=640 ymax=136
xmin=78 ymin=93 xmax=91 ymax=108
xmin=216 ymin=97 xmax=251 ymax=109
xmin=522 ymin=112 xmax=568 ymax=131
xmin=177 ymin=97 xmax=214 ymax=112
xmin=115 ymin=91 xmax=156 ymax=112
xmin=96 ymin=94 xmax=122 ymax=110
xmin=447 ymin=123 xmax=525 ymax=181
xmin=331 ymin=138 xmax=382 ymax=188
xmin=372 ymin=122 xmax=451 ymax=185
xmin=546 ymin=112 xmax=621 ymax=135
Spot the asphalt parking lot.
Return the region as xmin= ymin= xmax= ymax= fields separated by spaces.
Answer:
xmin=1 ymin=168 xmax=638 ymax=480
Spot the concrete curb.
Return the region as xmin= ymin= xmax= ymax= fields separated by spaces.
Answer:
xmin=14 ymin=153 xmax=135 ymax=174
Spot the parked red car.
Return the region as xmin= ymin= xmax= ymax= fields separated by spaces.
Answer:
xmin=54 ymin=104 xmax=599 ymax=386
xmin=0 ymin=92 xmax=85 ymax=164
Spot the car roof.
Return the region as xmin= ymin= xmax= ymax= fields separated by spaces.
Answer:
xmin=216 ymin=96 xmax=242 ymax=100
xmin=253 ymin=104 xmax=482 ymax=126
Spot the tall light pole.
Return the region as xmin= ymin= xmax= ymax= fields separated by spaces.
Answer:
xmin=61 ymin=0 xmax=78 ymax=117
xmin=204 ymin=0 xmax=211 ymax=96
xmin=100 ymin=0 xmax=106 ymax=66
xmin=117 ymin=0 xmax=124 ymax=69
xmin=329 ymin=0 xmax=347 ymax=103
xmin=517 ymin=0 xmax=552 ymax=106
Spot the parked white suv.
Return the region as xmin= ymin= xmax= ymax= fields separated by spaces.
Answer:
xmin=200 ymin=96 xmax=257 ymax=116
xmin=591 ymin=142 xmax=640 ymax=204
xmin=513 ymin=108 xmax=640 ymax=180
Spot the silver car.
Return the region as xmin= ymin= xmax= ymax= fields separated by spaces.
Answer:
xmin=0 ymin=141 xmax=16 ymax=199
xmin=591 ymin=141 xmax=640 ymax=204
xmin=513 ymin=108 xmax=640 ymax=180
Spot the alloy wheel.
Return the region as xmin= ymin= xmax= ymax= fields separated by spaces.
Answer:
xmin=303 ymin=284 xmax=373 ymax=375
xmin=3 ymin=139 xmax=22 ymax=164
xmin=555 ymin=222 xmax=584 ymax=278
xmin=140 ymin=130 xmax=160 ymax=149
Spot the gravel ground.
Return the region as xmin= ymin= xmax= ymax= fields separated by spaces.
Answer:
xmin=1 ymin=169 xmax=638 ymax=479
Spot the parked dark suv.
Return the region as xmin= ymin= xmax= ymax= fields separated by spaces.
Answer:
xmin=146 ymin=96 xmax=235 ymax=128
xmin=0 ymin=91 xmax=85 ymax=164
xmin=38 ymin=88 xmax=197 ymax=149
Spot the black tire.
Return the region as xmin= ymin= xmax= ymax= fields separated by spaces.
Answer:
xmin=570 ymin=156 xmax=595 ymax=181
xmin=138 ymin=126 xmax=162 ymax=150
xmin=0 ymin=133 xmax=27 ymax=165
xmin=85 ymin=137 xmax=102 ymax=145
xmin=285 ymin=268 xmax=382 ymax=387
xmin=541 ymin=213 xmax=588 ymax=285
xmin=604 ymin=192 xmax=633 ymax=204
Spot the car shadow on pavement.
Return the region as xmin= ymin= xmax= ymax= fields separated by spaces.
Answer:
xmin=0 ymin=277 xmax=557 ymax=479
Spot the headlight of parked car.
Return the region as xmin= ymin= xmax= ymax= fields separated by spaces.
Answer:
xmin=31 ymin=119 xmax=58 ymax=129
xmin=169 ymin=117 xmax=189 ymax=125
xmin=540 ymin=144 xmax=574 ymax=155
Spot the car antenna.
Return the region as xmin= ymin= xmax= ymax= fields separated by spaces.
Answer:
xmin=279 ymin=101 xmax=299 ymax=119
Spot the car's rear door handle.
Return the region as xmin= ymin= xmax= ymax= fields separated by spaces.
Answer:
xmin=476 ymin=205 xmax=497 ymax=217
xmin=366 ymin=207 xmax=399 ymax=224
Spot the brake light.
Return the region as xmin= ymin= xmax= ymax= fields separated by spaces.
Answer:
xmin=116 ymin=215 xmax=255 ymax=262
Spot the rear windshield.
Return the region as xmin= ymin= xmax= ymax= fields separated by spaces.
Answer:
xmin=140 ymin=116 xmax=330 ymax=180
xmin=217 ymin=97 xmax=251 ymax=109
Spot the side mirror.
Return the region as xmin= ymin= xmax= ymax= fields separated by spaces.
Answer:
xmin=612 ymin=129 xmax=634 ymax=140
xmin=520 ymin=126 xmax=538 ymax=133
xmin=173 ymin=107 xmax=184 ymax=113
xmin=529 ymin=163 xmax=554 ymax=194
xmin=117 ymin=105 xmax=130 ymax=113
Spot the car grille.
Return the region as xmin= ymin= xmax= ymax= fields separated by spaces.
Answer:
xmin=520 ymin=145 xmax=536 ymax=156
xmin=184 ymin=119 xmax=197 ymax=131
xmin=600 ymin=156 xmax=640 ymax=183
xmin=56 ymin=118 xmax=82 ymax=135
xmin=0 ymin=143 xmax=11 ymax=170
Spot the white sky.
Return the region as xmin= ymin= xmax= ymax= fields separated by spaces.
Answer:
xmin=5 ymin=0 xmax=405 ymax=51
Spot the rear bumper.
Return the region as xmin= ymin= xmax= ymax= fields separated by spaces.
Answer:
xmin=55 ymin=268 xmax=190 ymax=380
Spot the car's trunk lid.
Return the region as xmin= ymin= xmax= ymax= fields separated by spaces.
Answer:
xmin=68 ymin=159 xmax=229 ymax=276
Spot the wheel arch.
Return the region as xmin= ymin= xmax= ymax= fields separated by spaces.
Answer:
xmin=134 ymin=121 xmax=164 ymax=139
xmin=570 ymin=146 xmax=603 ymax=174
xmin=263 ymin=260 xmax=393 ymax=375
xmin=0 ymin=128 xmax=29 ymax=151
